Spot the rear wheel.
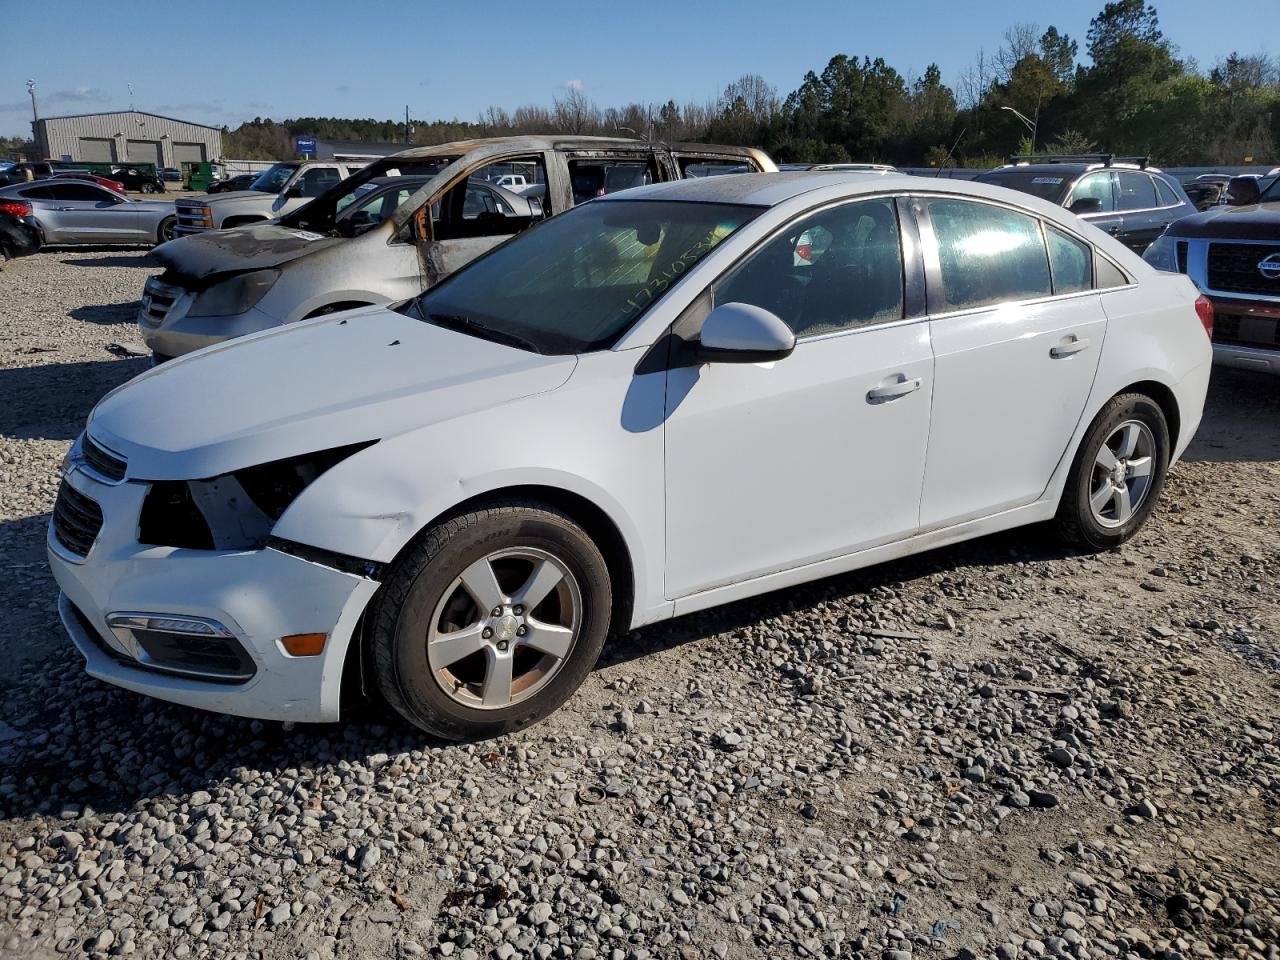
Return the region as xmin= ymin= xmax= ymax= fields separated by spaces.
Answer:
xmin=139 ymin=183 xmax=156 ymax=194
xmin=1055 ymin=393 xmax=1170 ymax=550
xmin=369 ymin=501 xmax=612 ymax=740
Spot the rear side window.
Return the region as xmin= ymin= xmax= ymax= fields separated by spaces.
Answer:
xmin=1046 ymin=226 xmax=1092 ymax=294
xmin=50 ymin=183 xmax=113 ymax=202
xmin=1116 ymin=172 xmax=1158 ymax=211
xmin=925 ymin=198 xmax=1051 ymax=312
xmin=1153 ymin=177 xmax=1180 ymax=207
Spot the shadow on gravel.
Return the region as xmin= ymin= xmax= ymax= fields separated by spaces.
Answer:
xmin=1183 ymin=367 xmax=1280 ymax=464
xmin=0 ymin=357 xmax=148 ymax=440
xmin=69 ymin=301 xmax=141 ymax=325
xmin=0 ymin=522 xmax=1073 ymax=824
xmin=60 ymin=253 xmax=156 ymax=268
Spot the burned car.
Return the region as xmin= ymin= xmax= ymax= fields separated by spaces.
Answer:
xmin=137 ymin=136 xmax=776 ymax=360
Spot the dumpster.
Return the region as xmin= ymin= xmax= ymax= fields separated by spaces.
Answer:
xmin=183 ymin=161 xmax=217 ymax=192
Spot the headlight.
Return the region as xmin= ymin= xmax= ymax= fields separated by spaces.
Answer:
xmin=187 ymin=269 xmax=280 ymax=318
xmin=1142 ymin=234 xmax=1178 ymax=273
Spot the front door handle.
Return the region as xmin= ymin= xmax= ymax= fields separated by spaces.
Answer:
xmin=867 ymin=374 xmax=922 ymax=403
xmin=1050 ymin=335 xmax=1091 ymax=358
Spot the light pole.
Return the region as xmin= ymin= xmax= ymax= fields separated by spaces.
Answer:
xmin=27 ymin=79 xmax=40 ymax=156
xmin=1001 ymin=105 xmax=1038 ymax=154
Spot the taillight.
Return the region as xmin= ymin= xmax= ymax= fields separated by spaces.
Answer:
xmin=0 ymin=199 xmax=32 ymax=218
xmin=1194 ymin=294 xmax=1214 ymax=339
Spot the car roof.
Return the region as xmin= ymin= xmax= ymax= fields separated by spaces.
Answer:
xmin=984 ymin=162 xmax=1164 ymax=177
xmin=599 ymin=171 xmax=918 ymax=206
xmin=387 ymin=134 xmax=770 ymax=164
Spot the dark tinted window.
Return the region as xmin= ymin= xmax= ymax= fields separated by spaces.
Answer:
xmin=974 ymin=169 xmax=1071 ymax=203
xmin=1071 ymin=172 xmax=1114 ymax=212
xmin=1046 ymin=226 xmax=1092 ymax=294
xmin=19 ymin=184 xmax=55 ymax=199
xmin=926 ymin=198 xmax=1051 ymax=311
xmin=49 ymin=183 xmax=115 ymax=202
xmin=715 ymin=198 xmax=904 ymax=337
xmin=1116 ymin=172 xmax=1158 ymax=211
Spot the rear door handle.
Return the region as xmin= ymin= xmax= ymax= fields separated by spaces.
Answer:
xmin=1050 ymin=335 xmax=1091 ymax=358
xmin=867 ymin=375 xmax=922 ymax=403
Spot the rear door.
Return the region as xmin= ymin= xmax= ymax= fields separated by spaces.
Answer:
xmin=1114 ymin=170 xmax=1165 ymax=252
xmin=43 ymin=183 xmax=140 ymax=240
xmin=915 ymin=196 xmax=1106 ymax=529
xmin=1068 ymin=171 xmax=1124 ymax=244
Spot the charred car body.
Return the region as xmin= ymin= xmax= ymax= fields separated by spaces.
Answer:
xmin=139 ymin=137 xmax=776 ymax=359
xmin=1144 ymin=173 xmax=1280 ymax=374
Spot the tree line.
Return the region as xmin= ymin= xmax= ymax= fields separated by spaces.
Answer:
xmin=221 ymin=1 xmax=1276 ymax=168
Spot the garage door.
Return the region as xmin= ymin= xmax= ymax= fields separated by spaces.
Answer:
xmin=78 ymin=137 xmax=116 ymax=163
xmin=126 ymin=139 xmax=162 ymax=165
xmin=173 ymin=142 xmax=206 ymax=165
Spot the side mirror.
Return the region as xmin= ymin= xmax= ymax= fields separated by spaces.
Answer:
xmin=1068 ymin=197 xmax=1103 ymax=215
xmin=284 ymin=185 xmax=305 ymax=199
xmin=696 ymin=302 xmax=795 ymax=363
xmin=1225 ymin=176 xmax=1261 ymax=206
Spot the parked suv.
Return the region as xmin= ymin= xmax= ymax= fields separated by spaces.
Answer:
xmin=140 ymin=136 xmax=775 ymax=359
xmin=173 ymin=161 xmax=365 ymax=235
xmin=975 ymin=155 xmax=1196 ymax=253
xmin=1143 ymin=173 xmax=1280 ymax=374
xmin=109 ymin=165 xmax=167 ymax=194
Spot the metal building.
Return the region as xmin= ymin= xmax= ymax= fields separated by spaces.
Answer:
xmin=33 ymin=111 xmax=223 ymax=168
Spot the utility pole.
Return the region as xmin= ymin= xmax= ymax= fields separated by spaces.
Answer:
xmin=405 ymin=105 xmax=412 ymax=144
xmin=27 ymin=79 xmax=39 ymax=157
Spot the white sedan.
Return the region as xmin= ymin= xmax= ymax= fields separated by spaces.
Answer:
xmin=49 ymin=172 xmax=1212 ymax=739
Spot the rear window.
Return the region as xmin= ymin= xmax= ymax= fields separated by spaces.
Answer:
xmin=926 ymin=198 xmax=1052 ymax=311
xmin=974 ymin=169 xmax=1072 ymax=204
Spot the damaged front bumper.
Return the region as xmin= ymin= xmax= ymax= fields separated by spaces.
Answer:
xmin=137 ymin=277 xmax=278 ymax=359
xmin=48 ymin=464 xmax=380 ymax=723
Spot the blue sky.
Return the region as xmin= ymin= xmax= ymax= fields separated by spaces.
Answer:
xmin=1 ymin=0 xmax=1271 ymax=138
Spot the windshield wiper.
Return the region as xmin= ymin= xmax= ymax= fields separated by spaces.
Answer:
xmin=423 ymin=310 xmax=541 ymax=353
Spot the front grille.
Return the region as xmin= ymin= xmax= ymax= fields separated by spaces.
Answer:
xmin=53 ymin=482 xmax=104 ymax=558
xmin=1175 ymin=240 xmax=1188 ymax=274
xmin=1213 ymin=312 xmax=1280 ymax=351
xmin=82 ymin=434 xmax=126 ymax=482
xmin=1207 ymin=242 xmax=1280 ymax=296
xmin=175 ymin=201 xmax=212 ymax=234
xmin=140 ymin=278 xmax=180 ymax=327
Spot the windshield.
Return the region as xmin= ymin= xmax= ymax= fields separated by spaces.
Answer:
xmin=408 ymin=199 xmax=760 ymax=355
xmin=248 ymin=162 xmax=300 ymax=194
xmin=975 ymin=169 xmax=1072 ymax=204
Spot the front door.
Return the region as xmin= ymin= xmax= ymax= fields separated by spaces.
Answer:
xmin=430 ymin=155 xmax=549 ymax=278
xmin=46 ymin=183 xmax=140 ymax=240
xmin=664 ymin=196 xmax=934 ymax=599
xmin=1070 ymin=170 xmax=1125 ymax=246
xmin=915 ymin=197 xmax=1106 ymax=529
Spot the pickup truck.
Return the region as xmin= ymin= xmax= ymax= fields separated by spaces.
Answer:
xmin=173 ymin=160 xmax=364 ymax=235
xmin=1144 ymin=173 xmax=1280 ymax=374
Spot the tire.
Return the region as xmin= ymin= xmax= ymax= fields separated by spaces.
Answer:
xmin=156 ymin=217 xmax=176 ymax=245
xmin=1055 ymin=392 xmax=1170 ymax=551
xmin=369 ymin=500 xmax=612 ymax=740
xmin=140 ymin=183 xmax=156 ymax=194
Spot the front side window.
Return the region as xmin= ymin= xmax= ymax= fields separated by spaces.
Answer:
xmin=1046 ymin=225 xmax=1093 ymax=294
xmin=1071 ymin=172 xmax=1115 ymax=212
xmin=435 ymin=155 xmax=549 ymax=239
xmin=926 ymin=198 xmax=1052 ymax=312
xmin=714 ymin=197 xmax=905 ymax=337
xmin=412 ymin=200 xmax=758 ymax=354
xmin=1116 ymin=172 xmax=1158 ymax=211
xmin=296 ymin=167 xmax=342 ymax=198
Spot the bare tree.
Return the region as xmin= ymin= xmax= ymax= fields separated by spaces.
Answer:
xmin=552 ymin=86 xmax=598 ymax=134
xmin=994 ymin=23 xmax=1041 ymax=82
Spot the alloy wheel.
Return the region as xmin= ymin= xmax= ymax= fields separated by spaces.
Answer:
xmin=426 ymin=547 xmax=581 ymax=710
xmin=1089 ymin=420 xmax=1156 ymax=528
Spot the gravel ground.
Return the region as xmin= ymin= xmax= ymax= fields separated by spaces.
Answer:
xmin=0 ymin=249 xmax=1278 ymax=960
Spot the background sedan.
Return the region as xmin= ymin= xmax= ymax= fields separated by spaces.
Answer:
xmin=0 ymin=180 xmax=176 ymax=246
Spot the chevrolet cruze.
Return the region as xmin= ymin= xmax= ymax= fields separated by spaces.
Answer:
xmin=50 ymin=173 xmax=1212 ymax=740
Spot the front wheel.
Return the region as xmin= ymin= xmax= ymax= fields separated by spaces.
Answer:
xmin=1055 ymin=393 xmax=1170 ymax=550
xmin=139 ymin=183 xmax=156 ymax=194
xmin=156 ymin=216 xmax=176 ymax=244
xmin=368 ymin=501 xmax=612 ymax=740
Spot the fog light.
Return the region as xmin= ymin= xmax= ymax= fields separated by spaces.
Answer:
xmin=281 ymin=633 xmax=327 ymax=657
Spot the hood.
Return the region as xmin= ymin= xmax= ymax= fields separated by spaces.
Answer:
xmin=87 ymin=307 xmax=576 ymax=480
xmin=1165 ymin=201 xmax=1280 ymax=240
xmin=198 ymin=189 xmax=274 ymax=205
xmin=152 ymin=222 xmax=346 ymax=280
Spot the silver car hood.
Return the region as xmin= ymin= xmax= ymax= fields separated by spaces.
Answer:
xmin=87 ymin=307 xmax=575 ymax=480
